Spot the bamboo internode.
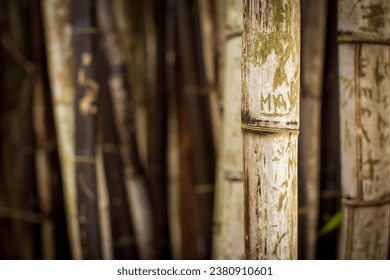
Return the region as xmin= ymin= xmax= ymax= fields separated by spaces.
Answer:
xmin=242 ymin=0 xmax=300 ymax=260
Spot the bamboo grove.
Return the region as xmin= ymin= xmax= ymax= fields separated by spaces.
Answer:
xmin=0 ymin=0 xmax=389 ymax=260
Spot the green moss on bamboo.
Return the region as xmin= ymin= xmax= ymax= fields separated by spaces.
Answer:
xmin=246 ymin=1 xmax=294 ymax=90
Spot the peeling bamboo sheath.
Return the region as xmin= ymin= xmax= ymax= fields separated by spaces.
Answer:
xmin=242 ymin=0 xmax=300 ymax=260
xmin=338 ymin=0 xmax=390 ymax=260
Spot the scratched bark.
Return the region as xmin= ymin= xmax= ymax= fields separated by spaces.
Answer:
xmin=298 ymin=0 xmax=327 ymax=260
xmin=338 ymin=0 xmax=390 ymax=259
xmin=213 ymin=0 xmax=245 ymax=260
xmin=42 ymin=0 xmax=81 ymax=259
xmin=242 ymin=0 xmax=300 ymax=260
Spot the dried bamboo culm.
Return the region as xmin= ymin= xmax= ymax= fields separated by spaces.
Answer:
xmin=114 ymin=0 xmax=149 ymax=170
xmin=176 ymin=0 xmax=216 ymax=259
xmin=242 ymin=0 xmax=300 ymax=260
xmin=99 ymin=56 xmax=138 ymax=259
xmin=198 ymin=0 xmax=221 ymax=155
xmin=212 ymin=0 xmax=244 ymax=260
xmin=165 ymin=0 xmax=182 ymax=260
xmin=338 ymin=0 xmax=390 ymax=259
xmin=97 ymin=0 xmax=155 ymax=260
xmin=298 ymin=0 xmax=327 ymax=260
xmin=42 ymin=0 xmax=81 ymax=259
xmin=73 ymin=0 xmax=102 ymax=259
xmin=30 ymin=0 xmax=55 ymax=260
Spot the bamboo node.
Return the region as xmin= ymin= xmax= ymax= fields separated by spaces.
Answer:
xmin=224 ymin=171 xmax=243 ymax=181
xmin=241 ymin=123 xmax=299 ymax=134
xmin=73 ymin=27 xmax=99 ymax=36
xmin=342 ymin=195 xmax=390 ymax=208
xmin=183 ymin=84 xmax=212 ymax=96
xmin=74 ymin=155 xmax=96 ymax=164
xmin=338 ymin=35 xmax=390 ymax=45
xmin=226 ymin=28 xmax=243 ymax=39
xmin=196 ymin=184 xmax=214 ymax=194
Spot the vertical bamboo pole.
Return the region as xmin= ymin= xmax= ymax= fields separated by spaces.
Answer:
xmin=177 ymin=0 xmax=216 ymax=259
xmin=99 ymin=57 xmax=138 ymax=259
xmin=198 ymin=0 xmax=221 ymax=155
xmin=97 ymin=0 xmax=155 ymax=259
xmin=114 ymin=0 xmax=149 ymax=170
xmin=298 ymin=0 xmax=327 ymax=260
xmin=42 ymin=0 xmax=81 ymax=259
xmin=31 ymin=0 xmax=55 ymax=259
xmin=165 ymin=0 xmax=182 ymax=260
xmin=149 ymin=0 xmax=171 ymax=259
xmin=242 ymin=0 xmax=300 ymax=260
xmin=212 ymin=0 xmax=244 ymax=260
xmin=338 ymin=0 xmax=390 ymax=259
xmin=73 ymin=0 xmax=102 ymax=259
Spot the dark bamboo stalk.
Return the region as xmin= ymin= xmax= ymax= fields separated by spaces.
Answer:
xmin=298 ymin=0 xmax=327 ymax=260
xmin=176 ymin=0 xmax=216 ymax=259
xmin=165 ymin=0 xmax=182 ymax=260
xmin=0 ymin=0 xmax=37 ymax=259
xmin=97 ymin=0 xmax=154 ymax=259
xmin=29 ymin=0 xmax=56 ymax=260
xmin=177 ymin=65 xmax=201 ymax=259
xmin=149 ymin=0 xmax=170 ymax=259
xmin=317 ymin=0 xmax=341 ymax=260
xmin=73 ymin=0 xmax=102 ymax=259
xmin=99 ymin=53 xmax=139 ymax=259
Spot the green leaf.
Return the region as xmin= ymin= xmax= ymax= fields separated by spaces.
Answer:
xmin=318 ymin=210 xmax=342 ymax=237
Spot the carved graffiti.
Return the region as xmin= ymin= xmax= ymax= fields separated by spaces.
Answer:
xmin=78 ymin=52 xmax=99 ymax=115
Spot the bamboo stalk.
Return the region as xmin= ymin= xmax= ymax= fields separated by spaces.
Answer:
xmin=114 ymin=0 xmax=149 ymax=170
xmin=242 ymin=0 xmax=300 ymax=260
xmin=177 ymin=67 xmax=201 ymax=259
xmin=42 ymin=0 xmax=81 ymax=259
xmin=148 ymin=0 xmax=171 ymax=259
xmin=99 ymin=58 xmax=138 ymax=259
xmin=338 ymin=0 xmax=390 ymax=259
xmin=176 ymin=0 xmax=216 ymax=259
xmin=29 ymin=0 xmax=55 ymax=260
xmin=198 ymin=0 xmax=221 ymax=156
xmin=212 ymin=0 xmax=244 ymax=260
xmin=73 ymin=0 xmax=102 ymax=259
xmin=298 ymin=0 xmax=327 ymax=260
xmin=0 ymin=0 xmax=37 ymax=259
xmin=97 ymin=0 xmax=155 ymax=259
xmin=165 ymin=0 xmax=182 ymax=260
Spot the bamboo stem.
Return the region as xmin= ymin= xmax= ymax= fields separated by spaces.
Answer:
xmin=73 ymin=0 xmax=102 ymax=259
xmin=338 ymin=0 xmax=390 ymax=259
xmin=99 ymin=55 xmax=138 ymax=259
xmin=149 ymin=0 xmax=171 ymax=259
xmin=97 ymin=0 xmax=155 ymax=259
xmin=42 ymin=0 xmax=81 ymax=259
xmin=176 ymin=0 xmax=216 ymax=259
xmin=298 ymin=0 xmax=327 ymax=260
xmin=212 ymin=0 xmax=244 ymax=260
xmin=242 ymin=0 xmax=300 ymax=260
